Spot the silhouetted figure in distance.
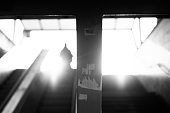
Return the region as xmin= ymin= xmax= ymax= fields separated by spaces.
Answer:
xmin=59 ymin=43 xmax=75 ymax=84
xmin=60 ymin=43 xmax=73 ymax=70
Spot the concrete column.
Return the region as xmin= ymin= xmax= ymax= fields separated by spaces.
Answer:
xmin=77 ymin=12 xmax=102 ymax=113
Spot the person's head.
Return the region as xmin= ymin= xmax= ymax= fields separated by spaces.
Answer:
xmin=60 ymin=43 xmax=73 ymax=66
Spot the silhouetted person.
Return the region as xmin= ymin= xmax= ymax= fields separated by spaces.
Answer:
xmin=60 ymin=43 xmax=73 ymax=69
xmin=59 ymin=43 xmax=75 ymax=84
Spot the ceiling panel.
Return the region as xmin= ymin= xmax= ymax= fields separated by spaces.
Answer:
xmin=40 ymin=19 xmax=59 ymax=30
xmin=116 ymin=18 xmax=134 ymax=29
xmin=21 ymin=19 xmax=76 ymax=30
xmin=21 ymin=19 xmax=41 ymax=30
xmin=102 ymin=18 xmax=134 ymax=30
xmin=59 ymin=19 xmax=76 ymax=29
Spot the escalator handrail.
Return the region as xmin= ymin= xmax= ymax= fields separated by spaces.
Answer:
xmin=0 ymin=49 xmax=47 ymax=113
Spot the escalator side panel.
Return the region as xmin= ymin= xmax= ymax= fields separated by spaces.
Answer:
xmin=0 ymin=69 xmax=25 ymax=105
xmin=13 ymin=72 xmax=47 ymax=113
xmin=1 ymin=50 xmax=48 ymax=113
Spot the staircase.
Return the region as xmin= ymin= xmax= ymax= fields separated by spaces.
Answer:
xmin=102 ymin=75 xmax=170 ymax=113
xmin=0 ymin=69 xmax=25 ymax=105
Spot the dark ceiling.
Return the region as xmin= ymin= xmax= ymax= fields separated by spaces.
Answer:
xmin=0 ymin=0 xmax=170 ymax=16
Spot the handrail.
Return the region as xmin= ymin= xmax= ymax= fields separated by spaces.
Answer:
xmin=0 ymin=49 xmax=47 ymax=113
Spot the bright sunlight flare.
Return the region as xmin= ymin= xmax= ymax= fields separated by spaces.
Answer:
xmin=40 ymin=50 xmax=65 ymax=86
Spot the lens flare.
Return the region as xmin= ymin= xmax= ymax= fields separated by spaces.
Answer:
xmin=40 ymin=50 xmax=64 ymax=87
xmin=116 ymin=75 xmax=126 ymax=87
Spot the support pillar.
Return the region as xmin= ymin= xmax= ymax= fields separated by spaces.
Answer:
xmin=77 ymin=12 xmax=102 ymax=113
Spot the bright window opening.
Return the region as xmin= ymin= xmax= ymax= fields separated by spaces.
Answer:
xmin=0 ymin=18 xmax=77 ymax=71
xmin=102 ymin=17 xmax=157 ymax=76
xmin=30 ymin=30 xmax=77 ymax=69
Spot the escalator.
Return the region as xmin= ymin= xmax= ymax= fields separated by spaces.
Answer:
xmin=102 ymin=75 xmax=170 ymax=113
xmin=35 ymin=69 xmax=76 ymax=113
xmin=0 ymin=50 xmax=48 ymax=113
xmin=0 ymin=69 xmax=25 ymax=105
xmin=35 ymin=79 xmax=74 ymax=113
xmin=14 ymin=68 xmax=76 ymax=113
xmin=0 ymin=48 xmax=76 ymax=113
